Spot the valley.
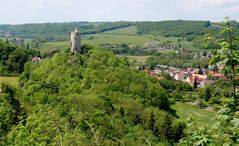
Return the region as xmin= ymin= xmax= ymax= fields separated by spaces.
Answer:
xmin=0 ymin=19 xmax=238 ymax=145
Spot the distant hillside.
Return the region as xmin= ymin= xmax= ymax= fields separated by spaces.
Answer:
xmin=137 ymin=21 xmax=216 ymax=39
xmin=1 ymin=20 xmax=238 ymax=46
xmin=0 ymin=22 xmax=132 ymax=41
xmin=137 ymin=20 xmax=239 ymax=41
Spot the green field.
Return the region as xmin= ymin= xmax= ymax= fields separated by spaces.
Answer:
xmin=172 ymin=102 xmax=216 ymax=126
xmin=84 ymin=34 xmax=156 ymax=45
xmin=103 ymin=26 xmax=138 ymax=35
xmin=0 ymin=76 xmax=18 ymax=87
xmin=101 ymin=26 xmax=194 ymax=50
xmin=0 ymin=37 xmax=32 ymax=44
xmin=121 ymin=55 xmax=150 ymax=63
xmin=38 ymin=33 xmax=157 ymax=54
xmin=39 ymin=33 xmax=156 ymax=48
xmin=36 ymin=26 xmax=196 ymax=55
xmin=103 ymin=26 xmax=194 ymax=49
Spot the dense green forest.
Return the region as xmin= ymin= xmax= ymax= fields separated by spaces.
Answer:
xmin=137 ymin=20 xmax=238 ymax=39
xmin=0 ymin=46 xmax=188 ymax=145
xmin=137 ymin=21 xmax=214 ymax=38
xmin=0 ymin=40 xmax=39 ymax=75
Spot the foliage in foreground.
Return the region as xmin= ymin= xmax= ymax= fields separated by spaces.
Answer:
xmin=180 ymin=98 xmax=239 ymax=146
xmin=181 ymin=17 xmax=239 ymax=146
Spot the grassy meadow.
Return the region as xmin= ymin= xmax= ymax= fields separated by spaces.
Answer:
xmin=172 ymin=102 xmax=216 ymax=126
xmin=103 ymin=26 xmax=138 ymax=35
xmin=0 ymin=76 xmax=18 ymax=87
xmin=122 ymin=55 xmax=150 ymax=63
xmin=83 ymin=34 xmax=157 ymax=45
xmin=39 ymin=33 xmax=156 ymax=48
xmin=35 ymin=25 xmax=197 ymax=56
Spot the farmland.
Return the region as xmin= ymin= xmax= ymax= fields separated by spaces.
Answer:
xmin=39 ymin=33 xmax=156 ymax=48
xmin=37 ymin=26 xmax=195 ymax=55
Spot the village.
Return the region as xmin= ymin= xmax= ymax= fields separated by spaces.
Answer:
xmin=145 ymin=63 xmax=226 ymax=88
xmin=141 ymin=41 xmax=228 ymax=88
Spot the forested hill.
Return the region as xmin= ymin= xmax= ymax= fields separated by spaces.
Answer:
xmin=137 ymin=20 xmax=239 ymax=40
xmin=1 ymin=20 xmax=238 ymax=42
xmin=137 ymin=21 xmax=215 ymax=39
xmin=1 ymin=46 xmax=185 ymax=145
xmin=0 ymin=21 xmax=132 ymax=41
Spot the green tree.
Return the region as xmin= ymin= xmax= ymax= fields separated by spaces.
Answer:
xmin=149 ymin=111 xmax=155 ymax=131
xmin=198 ymin=68 xmax=203 ymax=75
xmin=26 ymin=43 xmax=30 ymax=49
xmin=119 ymin=106 xmax=125 ymax=117
xmin=193 ymin=78 xmax=198 ymax=89
xmin=0 ymin=83 xmax=21 ymax=144
xmin=205 ymin=87 xmax=211 ymax=101
xmin=5 ymin=38 xmax=9 ymax=44
xmin=206 ymin=17 xmax=239 ymax=106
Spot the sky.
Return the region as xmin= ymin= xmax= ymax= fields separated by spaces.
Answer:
xmin=0 ymin=0 xmax=239 ymax=24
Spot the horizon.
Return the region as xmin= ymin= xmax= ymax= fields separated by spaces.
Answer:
xmin=0 ymin=19 xmax=233 ymax=25
xmin=1 ymin=0 xmax=239 ymax=25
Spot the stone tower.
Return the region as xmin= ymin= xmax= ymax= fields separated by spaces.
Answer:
xmin=70 ymin=28 xmax=81 ymax=54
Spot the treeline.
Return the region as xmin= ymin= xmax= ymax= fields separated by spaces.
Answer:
xmin=0 ymin=22 xmax=133 ymax=41
xmin=0 ymin=39 xmax=39 ymax=75
xmin=137 ymin=20 xmax=220 ymax=40
xmin=137 ymin=20 xmax=239 ymax=48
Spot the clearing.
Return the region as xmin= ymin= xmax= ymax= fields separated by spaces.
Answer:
xmin=172 ymin=102 xmax=216 ymax=126
xmin=121 ymin=55 xmax=150 ymax=64
xmin=0 ymin=76 xmax=18 ymax=87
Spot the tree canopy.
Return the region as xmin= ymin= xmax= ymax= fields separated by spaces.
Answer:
xmin=1 ymin=47 xmax=185 ymax=145
xmin=0 ymin=39 xmax=39 ymax=75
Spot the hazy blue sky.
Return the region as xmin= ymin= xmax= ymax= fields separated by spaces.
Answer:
xmin=1 ymin=0 xmax=239 ymax=24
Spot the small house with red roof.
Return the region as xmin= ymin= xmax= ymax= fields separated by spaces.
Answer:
xmin=208 ymin=71 xmax=226 ymax=80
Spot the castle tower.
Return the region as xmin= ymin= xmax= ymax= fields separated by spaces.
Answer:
xmin=70 ymin=28 xmax=81 ymax=54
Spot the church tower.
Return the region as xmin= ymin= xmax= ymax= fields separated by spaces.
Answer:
xmin=70 ymin=28 xmax=81 ymax=54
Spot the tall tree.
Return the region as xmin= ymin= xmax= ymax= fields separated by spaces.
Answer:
xmin=149 ymin=111 xmax=155 ymax=131
xmin=206 ymin=17 xmax=239 ymax=106
xmin=5 ymin=38 xmax=9 ymax=44
xmin=193 ymin=77 xmax=198 ymax=89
